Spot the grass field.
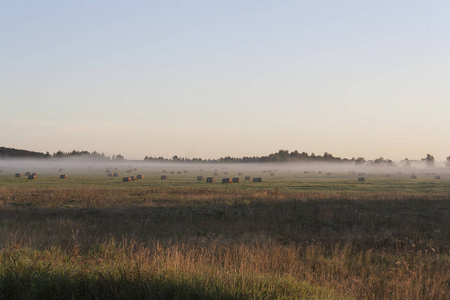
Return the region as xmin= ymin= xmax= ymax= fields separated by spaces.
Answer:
xmin=0 ymin=165 xmax=449 ymax=299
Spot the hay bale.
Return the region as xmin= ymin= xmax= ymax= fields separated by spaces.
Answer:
xmin=197 ymin=176 xmax=204 ymax=181
xmin=15 ymin=173 xmax=22 ymax=178
xmin=60 ymin=175 xmax=68 ymax=179
xmin=252 ymin=177 xmax=262 ymax=182
xmin=206 ymin=177 xmax=215 ymax=183
xmin=222 ymin=178 xmax=232 ymax=184
xmin=136 ymin=175 xmax=144 ymax=179
xmin=232 ymin=177 xmax=240 ymax=183
xmin=358 ymin=177 xmax=365 ymax=182
xmin=435 ymin=175 xmax=441 ymax=180
xmin=113 ymin=173 xmax=119 ymax=177
xmin=244 ymin=176 xmax=251 ymax=181
xmin=28 ymin=175 xmax=37 ymax=180
xmin=122 ymin=177 xmax=132 ymax=182
xmin=161 ymin=175 xmax=168 ymax=180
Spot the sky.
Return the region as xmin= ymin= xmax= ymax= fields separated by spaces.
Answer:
xmin=1 ymin=0 xmax=450 ymax=161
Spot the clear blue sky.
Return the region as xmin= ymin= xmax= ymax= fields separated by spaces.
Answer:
xmin=1 ymin=1 xmax=450 ymax=160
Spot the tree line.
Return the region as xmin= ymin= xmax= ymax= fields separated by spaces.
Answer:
xmin=144 ymin=150 xmax=360 ymax=163
xmin=0 ymin=147 xmax=124 ymax=161
xmin=2 ymin=146 xmax=449 ymax=167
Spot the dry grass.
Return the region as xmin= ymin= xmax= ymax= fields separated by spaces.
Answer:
xmin=0 ymin=186 xmax=449 ymax=299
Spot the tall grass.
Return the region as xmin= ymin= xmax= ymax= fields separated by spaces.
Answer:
xmin=0 ymin=186 xmax=449 ymax=299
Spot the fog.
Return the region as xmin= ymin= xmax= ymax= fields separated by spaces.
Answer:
xmin=1 ymin=157 xmax=449 ymax=178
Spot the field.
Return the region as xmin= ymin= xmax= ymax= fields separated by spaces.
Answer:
xmin=0 ymin=163 xmax=449 ymax=299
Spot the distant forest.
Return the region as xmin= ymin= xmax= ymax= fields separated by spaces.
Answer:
xmin=144 ymin=150 xmax=369 ymax=164
xmin=2 ymin=147 xmax=448 ymax=166
xmin=0 ymin=147 xmax=110 ymax=160
xmin=0 ymin=147 xmax=48 ymax=158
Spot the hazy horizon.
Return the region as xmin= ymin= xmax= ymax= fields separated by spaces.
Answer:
xmin=0 ymin=145 xmax=448 ymax=163
xmin=2 ymin=1 xmax=450 ymax=161
xmin=1 ymin=157 xmax=448 ymax=176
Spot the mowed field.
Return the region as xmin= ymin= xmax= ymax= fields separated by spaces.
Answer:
xmin=0 ymin=163 xmax=449 ymax=299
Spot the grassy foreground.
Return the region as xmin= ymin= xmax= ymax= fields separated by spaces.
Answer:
xmin=0 ymin=182 xmax=449 ymax=299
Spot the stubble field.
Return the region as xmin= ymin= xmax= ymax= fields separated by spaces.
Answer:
xmin=0 ymin=165 xmax=449 ymax=299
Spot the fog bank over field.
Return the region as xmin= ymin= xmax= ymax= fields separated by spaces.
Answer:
xmin=0 ymin=157 xmax=449 ymax=177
